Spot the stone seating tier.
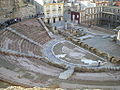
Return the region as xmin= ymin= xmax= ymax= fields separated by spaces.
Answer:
xmin=10 ymin=19 xmax=52 ymax=45
xmin=0 ymin=30 xmax=42 ymax=56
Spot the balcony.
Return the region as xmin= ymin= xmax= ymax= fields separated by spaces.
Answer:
xmin=52 ymin=9 xmax=56 ymax=11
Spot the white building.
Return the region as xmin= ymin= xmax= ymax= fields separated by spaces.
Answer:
xmin=43 ymin=2 xmax=64 ymax=24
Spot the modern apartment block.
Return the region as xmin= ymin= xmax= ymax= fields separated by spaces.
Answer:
xmin=43 ymin=2 xmax=64 ymax=24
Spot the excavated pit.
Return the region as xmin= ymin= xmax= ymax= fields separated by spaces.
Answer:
xmin=0 ymin=18 xmax=120 ymax=89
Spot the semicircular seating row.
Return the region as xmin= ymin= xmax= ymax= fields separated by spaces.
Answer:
xmin=0 ymin=18 xmax=53 ymax=56
xmin=10 ymin=19 xmax=52 ymax=45
xmin=0 ymin=30 xmax=42 ymax=56
xmin=0 ymin=19 xmax=61 ymax=76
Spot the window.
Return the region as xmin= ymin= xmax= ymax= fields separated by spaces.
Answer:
xmin=117 ymin=16 xmax=119 ymax=20
xmin=53 ymin=18 xmax=55 ymax=23
xmin=58 ymin=6 xmax=62 ymax=11
xmin=47 ymin=19 xmax=50 ymax=24
xmin=118 ymin=9 xmax=120 ymax=13
xmin=113 ymin=16 xmax=116 ymax=20
xmin=113 ymin=9 xmax=115 ymax=13
xmin=59 ymin=17 xmax=61 ymax=21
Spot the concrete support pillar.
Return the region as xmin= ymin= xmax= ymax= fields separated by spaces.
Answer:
xmin=117 ymin=30 xmax=120 ymax=45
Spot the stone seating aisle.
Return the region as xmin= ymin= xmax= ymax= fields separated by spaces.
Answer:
xmin=35 ymin=32 xmax=52 ymax=45
xmin=10 ymin=19 xmax=52 ymax=45
xmin=0 ymin=29 xmax=42 ymax=56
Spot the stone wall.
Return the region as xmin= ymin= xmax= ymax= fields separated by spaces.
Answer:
xmin=0 ymin=0 xmax=15 ymax=15
xmin=0 ymin=0 xmax=15 ymax=23
xmin=0 ymin=0 xmax=36 ymax=23
xmin=14 ymin=5 xmax=36 ymax=19
xmin=57 ymin=30 xmax=120 ymax=64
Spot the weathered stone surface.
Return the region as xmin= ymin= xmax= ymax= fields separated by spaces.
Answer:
xmin=0 ymin=0 xmax=36 ymax=23
xmin=59 ymin=67 xmax=74 ymax=80
xmin=2 ymin=86 xmax=63 ymax=90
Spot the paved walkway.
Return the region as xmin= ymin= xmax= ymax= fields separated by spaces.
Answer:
xmin=84 ymin=36 xmax=120 ymax=58
xmin=72 ymin=25 xmax=120 ymax=58
xmin=43 ymin=39 xmax=78 ymax=68
xmin=43 ymin=38 xmax=120 ymax=71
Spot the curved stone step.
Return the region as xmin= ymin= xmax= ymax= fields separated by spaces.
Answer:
xmin=59 ymin=67 xmax=74 ymax=80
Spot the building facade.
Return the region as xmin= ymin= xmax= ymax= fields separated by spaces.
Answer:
xmin=43 ymin=3 xmax=64 ymax=24
xmin=80 ymin=6 xmax=120 ymax=29
xmin=71 ymin=11 xmax=80 ymax=24
xmin=94 ymin=1 xmax=109 ymax=6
